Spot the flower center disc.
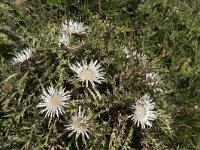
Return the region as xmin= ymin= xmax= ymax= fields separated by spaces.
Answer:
xmin=79 ymin=69 xmax=94 ymax=80
xmin=135 ymin=105 xmax=146 ymax=121
xmin=48 ymin=95 xmax=60 ymax=109
xmin=73 ymin=117 xmax=85 ymax=131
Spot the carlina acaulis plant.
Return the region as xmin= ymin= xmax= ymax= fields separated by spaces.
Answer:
xmin=1 ymin=1 xmax=200 ymax=149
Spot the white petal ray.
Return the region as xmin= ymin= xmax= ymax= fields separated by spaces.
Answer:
xmin=11 ymin=48 xmax=32 ymax=64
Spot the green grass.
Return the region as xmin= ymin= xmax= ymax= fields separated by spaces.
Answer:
xmin=1 ymin=0 xmax=200 ymax=149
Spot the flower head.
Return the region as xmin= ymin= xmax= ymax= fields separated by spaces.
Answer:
xmin=70 ymin=60 xmax=104 ymax=88
xmin=65 ymin=106 xmax=91 ymax=143
xmin=37 ymin=85 xmax=70 ymax=118
xmin=58 ymin=20 xmax=87 ymax=47
xmin=62 ymin=19 xmax=87 ymax=35
xmin=128 ymin=94 xmax=157 ymax=129
xmin=58 ymin=33 xmax=70 ymax=47
xmin=11 ymin=48 xmax=32 ymax=64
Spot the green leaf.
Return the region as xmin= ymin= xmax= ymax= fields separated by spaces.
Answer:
xmin=0 ymin=32 xmax=8 ymax=43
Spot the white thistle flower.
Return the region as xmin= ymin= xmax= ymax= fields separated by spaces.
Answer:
xmin=128 ymin=94 xmax=157 ymax=129
xmin=146 ymin=72 xmax=163 ymax=92
xmin=70 ymin=60 xmax=105 ymax=88
xmin=65 ymin=106 xmax=91 ymax=143
xmin=58 ymin=20 xmax=87 ymax=47
xmin=11 ymin=48 xmax=32 ymax=64
xmin=58 ymin=33 xmax=70 ymax=47
xmin=62 ymin=19 xmax=87 ymax=35
xmin=37 ymin=85 xmax=70 ymax=118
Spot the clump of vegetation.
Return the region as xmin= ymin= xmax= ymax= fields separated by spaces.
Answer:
xmin=1 ymin=0 xmax=200 ymax=149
